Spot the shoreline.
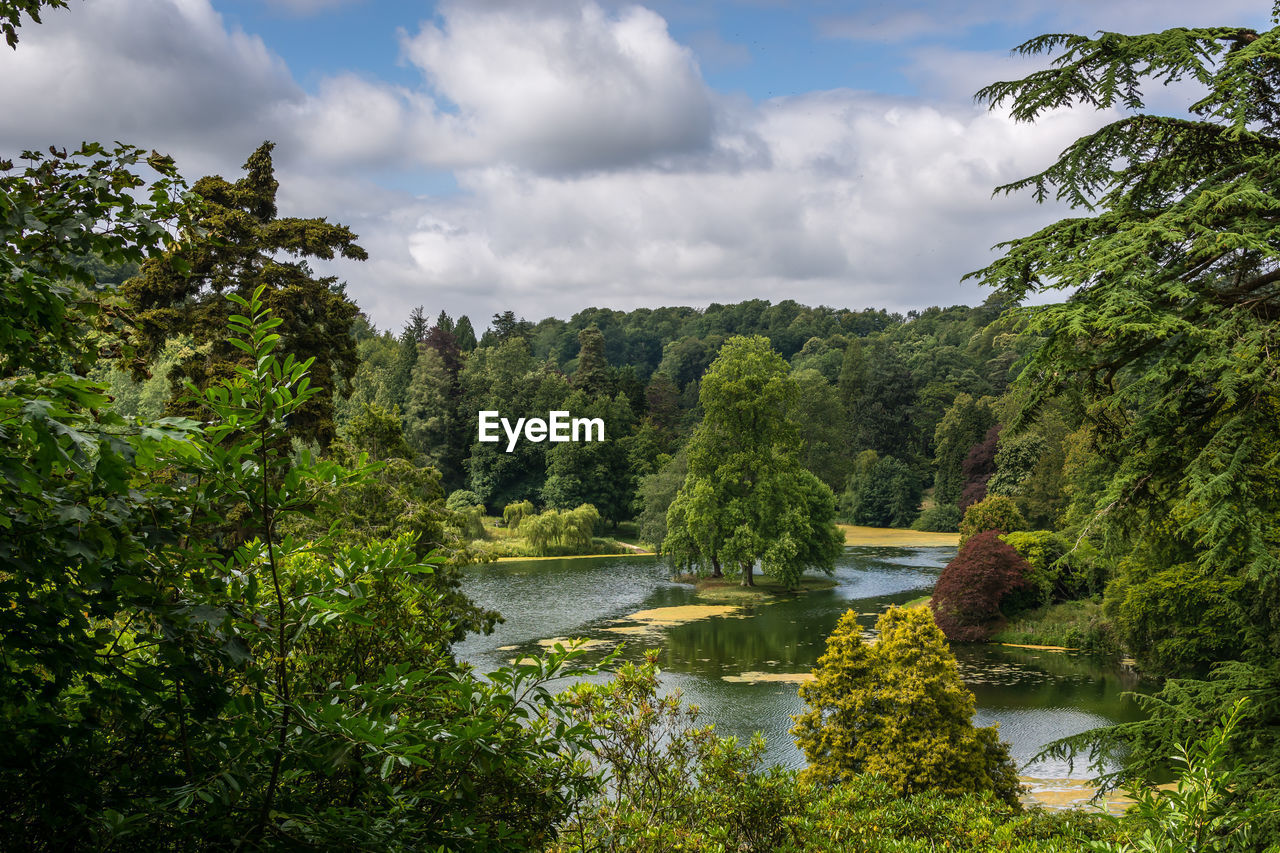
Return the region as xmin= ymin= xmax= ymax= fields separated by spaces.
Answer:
xmin=839 ymin=524 xmax=960 ymax=547
xmin=494 ymin=550 xmax=656 ymax=562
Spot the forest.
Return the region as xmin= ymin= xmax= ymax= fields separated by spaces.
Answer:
xmin=5 ymin=0 xmax=1280 ymax=849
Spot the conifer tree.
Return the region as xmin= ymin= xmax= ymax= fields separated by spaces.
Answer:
xmin=967 ymin=7 xmax=1280 ymax=662
xmin=122 ymin=142 xmax=366 ymax=446
xmin=932 ymin=394 xmax=996 ymax=507
xmin=453 ymin=315 xmax=478 ymax=352
xmin=573 ymin=324 xmax=612 ymax=398
xmin=793 ymin=607 xmax=1020 ymax=803
xmin=390 ymin=306 xmax=429 ymax=411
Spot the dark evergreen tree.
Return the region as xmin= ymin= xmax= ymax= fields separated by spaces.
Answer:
xmin=933 ymin=394 xmax=997 ymax=506
xmin=435 ymin=309 xmax=455 ymax=335
xmin=483 ymin=310 xmax=533 ymax=346
xmin=390 ymin=305 xmax=429 ymax=411
xmin=453 ymin=314 xmax=478 ymax=352
xmin=644 ymin=371 xmax=681 ymax=436
xmin=573 ymin=324 xmax=612 ymax=398
xmin=842 ymin=454 xmax=921 ymax=528
xmin=122 ymin=142 xmax=367 ymax=446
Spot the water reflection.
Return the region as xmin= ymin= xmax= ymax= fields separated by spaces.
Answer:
xmin=455 ymin=547 xmax=1150 ymax=776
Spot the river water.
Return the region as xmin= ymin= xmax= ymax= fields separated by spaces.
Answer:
xmin=455 ymin=546 xmax=1149 ymax=779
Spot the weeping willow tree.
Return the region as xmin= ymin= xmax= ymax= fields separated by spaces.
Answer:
xmin=967 ymin=6 xmax=1280 ymax=793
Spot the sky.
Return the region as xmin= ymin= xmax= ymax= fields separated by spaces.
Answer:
xmin=1 ymin=0 xmax=1272 ymax=332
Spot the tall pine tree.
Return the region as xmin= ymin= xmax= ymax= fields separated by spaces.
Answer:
xmin=122 ymin=142 xmax=366 ymax=445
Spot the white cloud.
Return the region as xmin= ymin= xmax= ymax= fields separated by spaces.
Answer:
xmin=821 ymin=0 xmax=1269 ymax=44
xmin=397 ymin=0 xmax=715 ymax=172
xmin=0 ymin=0 xmax=1218 ymax=333
xmin=313 ymin=90 xmax=1107 ymax=328
xmin=0 ymin=0 xmax=298 ymax=177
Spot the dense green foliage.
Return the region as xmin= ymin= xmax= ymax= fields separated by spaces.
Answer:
xmin=503 ymin=499 xmax=535 ymax=529
xmin=554 ymin=653 xmax=803 ymax=852
xmin=999 ymin=530 xmax=1090 ymax=608
xmin=991 ymin=600 xmax=1117 ymax=654
xmin=121 ymin=144 xmax=366 ymax=446
xmin=962 ymin=5 xmax=1280 ymax=810
xmin=520 ymin=504 xmax=601 ymax=556
xmin=2 ymin=142 xmax=201 ymax=845
xmin=792 ymin=607 xmax=1021 ymax=803
xmin=933 ymin=393 xmax=997 ymax=507
xmin=334 ymin=295 xmax=1017 ymax=549
xmin=10 ymin=0 xmax=1280 ymax=846
xmin=3 ymin=275 xmax=601 ymax=847
xmin=552 ymin=652 xmax=1118 ymax=853
xmin=662 ymin=336 xmax=844 ymax=588
xmin=959 ymin=494 xmax=1028 ymax=546
xmin=634 ymin=447 xmax=687 ymax=550
xmin=912 ymin=504 xmax=963 ymax=532
xmin=1088 ymin=702 xmax=1280 ymax=853
xmin=839 ymin=449 xmax=922 ymax=528
xmin=970 ymin=6 xmax=1280 ymax=667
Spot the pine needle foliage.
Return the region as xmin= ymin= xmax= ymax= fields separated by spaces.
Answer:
xmin=967 ymin=6 xmax=1280 ymax=663
xmin=121 ymin=143 xmax=368 ymax=447
xmin=792 ymin=607 xmax=1021 ymax=805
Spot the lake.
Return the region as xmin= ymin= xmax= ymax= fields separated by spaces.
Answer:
xmin=455 ymin=546 xmax=1150 ymax=781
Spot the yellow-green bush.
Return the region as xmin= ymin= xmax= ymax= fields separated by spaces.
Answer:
xmin=959 ymin=495 xmax=1026 ymax=547
xmin=792 ymin=606 xmax=1022 ymax=803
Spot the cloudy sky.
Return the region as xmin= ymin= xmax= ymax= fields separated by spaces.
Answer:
xmin=2 ymin=0 xmax=1270 ymax=331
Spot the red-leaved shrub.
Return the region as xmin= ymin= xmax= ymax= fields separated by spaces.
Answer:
xmin=931 ymin=530 xmax=1030 ymax=642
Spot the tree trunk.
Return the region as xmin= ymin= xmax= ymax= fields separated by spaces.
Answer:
xmin=711 ymin=555 xmax=723 ymax=578
xmin=740 ymin=561 xmax=754 ymax=586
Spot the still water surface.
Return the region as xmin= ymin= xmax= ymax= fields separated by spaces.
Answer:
xmin=455 ymin=546 xmax=1149 ymax=778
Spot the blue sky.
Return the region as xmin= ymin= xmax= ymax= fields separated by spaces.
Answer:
xmin=1 ymin=0 xmax=1271 ymax=330
xmin=214 ymin=1 xmax=930 ymax=100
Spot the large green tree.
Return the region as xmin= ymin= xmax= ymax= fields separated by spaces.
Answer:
xmin=122 ymin=142 xmax=367 ymax=446
xmin=843 ymin=338 xmax=919 ymax=460
xmin=968 ymin=4 xmax=1280 ymax=791
xmin=389 ymin=305 xmax=429 ymax=412
xmin=791 ymin=367 xmax=849 ymax=491
xmin=840 ymin=450 xmax=921 ymax=528
xmin=462 ymin=338 xmax=570 ymax=507
xmin=572 ymin=324 xmax=612 ymax=397
xmin=662 ymin=335 xmax=843 ymax=588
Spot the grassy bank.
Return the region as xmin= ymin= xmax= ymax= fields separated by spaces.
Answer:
xmin=991 ymin=600 xmax=1118 ymax=654
xmin=492 ymin=550 xmax=655 ymax=562
xmin=839 ymin=524 xmax=960 ymax=547
xmin=470 ymin=517 xmax=651 ymax=560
